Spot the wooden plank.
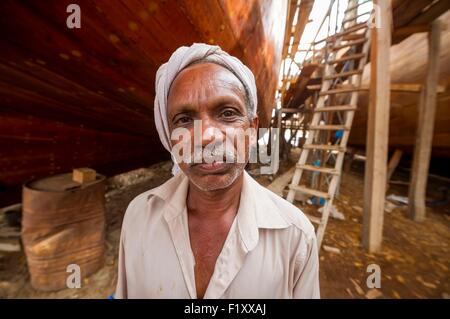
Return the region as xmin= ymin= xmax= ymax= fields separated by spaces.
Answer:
xmin=280 ymin=0 xmax=314 ymax=95
xmin=0 ymin=242 xmax=21 ymax=252
xmin=359 ymin=83 xmax=445 ymax=93
xmin=408 ymin=20 xmax=442 ymax=222
xmin=324 ymin=69 xmax=363 ymax=80
xmin=296 ymin=164 xmax=340 ymax=175
xmin=314 ymin=105 xmax=357 ymax=112
xmin=73 ymin=168 xmax=97 ymax=184
xmin=281 ymin=0 xmax=314 ymax=60
xmin=385 ymin=149 xmax=403 ymax=192
xmin=327 ymin=53 xmax=366 ymax=64
xmin=362 ymin=0 xmax=392 ymax=253
xmin=393 ymin=24 xmax=429 ymax=37
xmin=302 ymin=144 xmax=346 ymax=152
xmin=309 ymin=125 xmax=350 ymax=131
xmin=288 ymin=185 xmax=331 ymax=199
xmin=319 ymin=85 xmax=360 ymax=96
xmin=281 ymin=108 xmax=302 ymax=113
xmin=307 ymin=84 xmax=322 ymax=90
xmin=316 ymin=33 xmax=364 ymax=45
xmin=331 ymin=38 xmax=367 ymax=50
xmin=338 ymin=22 xmax=369 ymax=36
xmin=267 ymin=166 xmax=295 ymax=197
xmin=392 ymin=0 xmax=450 ymax=44
xmin=387 ymin=149 xmax=403 ymax=181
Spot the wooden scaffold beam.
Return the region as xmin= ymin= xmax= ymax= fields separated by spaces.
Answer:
xmin=408 ymin=20 xmax=442 ymax=222
xmin=362 ymin=0 xmax=392 ymax=253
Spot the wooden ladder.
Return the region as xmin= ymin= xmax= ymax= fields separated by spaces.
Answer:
xmin=286 ymin=3 xmax=372 ymax=250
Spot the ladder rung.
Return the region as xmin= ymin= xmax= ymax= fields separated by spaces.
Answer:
xmin=342 ymin=33 xmax=367 ymax=41
xmin=324 ymin=69 xmax=363 ymax=80
xmin=334 ymin=22 xmax=368 ymax=38
xmin=281 ymin=108 xmax=302 ymax=113
xmin=319 ymin=86 xmax=360 ymax=96
xmin=305 ymin=214 xmax=322 ymax=224
xmin=324 ymin=33 xmax=365 ymax=44
xmin=309 ymin=125 xmax=349 ymax=131
xmin=303 ymin=62 xmax=325 ymax=69
xmin=327 ymin=53 xmax=365 ymax=64
xmin=307 ymin=84 xmax=322 ymax=91
xmin=342 ymin=11 xmax=371 ymax=24
xmin=296 ymin=164 xmax=340 ymax=175
xmin=331 ymin=38 xmax=366 ymax=50
xmin=345 ymin=0 xmax=371 ymax=13
xmin=315 ymin=33 xmax=361 ymax=45
xmin=289 ymin=185 xmax=331 ymax=200
xmin=314 ymin=105 xmax=357 ymax=112
xmin=303 ymin=144 xmax=346 ymax=152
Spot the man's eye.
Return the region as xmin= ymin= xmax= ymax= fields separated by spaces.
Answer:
xmin=175 ymin=116 xmax=192 ymax=124
xmin=221 ymin=109 xmax=236 ymax=118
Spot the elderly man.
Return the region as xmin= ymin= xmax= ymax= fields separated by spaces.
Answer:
xmin=115 ymin=43 xmax=320 ymax=299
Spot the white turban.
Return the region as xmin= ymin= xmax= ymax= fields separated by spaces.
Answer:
xmin=154 ymin=43 xmax=258 ymax=175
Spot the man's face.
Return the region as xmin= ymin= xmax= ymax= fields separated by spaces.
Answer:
xmin=167 ymin=62 xmax=258 ymax=191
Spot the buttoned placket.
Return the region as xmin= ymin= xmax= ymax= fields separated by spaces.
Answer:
xmin=164 ymin=182 xmax=260 ymax=299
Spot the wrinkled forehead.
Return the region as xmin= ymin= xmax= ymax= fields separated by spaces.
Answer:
xmin=167 ymin=62 xmax=247 ymax=107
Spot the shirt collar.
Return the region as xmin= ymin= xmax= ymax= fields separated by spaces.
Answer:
xmin=146 ymin=170 xmax=290 ymax=251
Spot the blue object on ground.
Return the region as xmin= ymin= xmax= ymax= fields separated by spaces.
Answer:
xmin=311 ymin=196 xmax=326 ymax=206
xmin=335 ymin=129 xmax=344 ymax=139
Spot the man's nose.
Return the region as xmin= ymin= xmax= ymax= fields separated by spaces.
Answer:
xmin=199 ymin=116 xmax=224 ymax=147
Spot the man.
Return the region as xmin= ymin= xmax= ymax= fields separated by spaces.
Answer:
xmin=115 ymin=43 xmax=320 ymax=299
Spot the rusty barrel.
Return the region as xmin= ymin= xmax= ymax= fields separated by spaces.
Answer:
xmin=22 ymin=173 xmax=106 ymax=291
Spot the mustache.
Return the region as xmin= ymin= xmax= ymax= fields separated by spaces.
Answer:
xmin=189 ymin=142 xmax=237 ymax=166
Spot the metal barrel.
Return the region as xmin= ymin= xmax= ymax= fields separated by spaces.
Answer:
xmin=22 ymin=173 xmax=106 ymax=291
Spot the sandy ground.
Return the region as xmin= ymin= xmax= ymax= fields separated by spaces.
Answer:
xmin=0 ymin=159 xmax=448 ymax=299
xmin=301 ymin=166 xmax=450 ymax=299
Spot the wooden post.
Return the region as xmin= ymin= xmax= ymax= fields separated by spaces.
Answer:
xmin=362 ymin=0 xmax=391 ymax=252
xmin=408 ymin=20 xmax=442 ymax=222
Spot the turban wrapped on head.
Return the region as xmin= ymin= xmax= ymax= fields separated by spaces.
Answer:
xmin=154 ymin=43 xmax=258 ymax=175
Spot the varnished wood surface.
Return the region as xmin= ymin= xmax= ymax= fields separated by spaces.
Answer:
xmin=0 ymin=0 xmax=287 ymax=205
xmin=350 ymin=10 xmax=450 ymax=157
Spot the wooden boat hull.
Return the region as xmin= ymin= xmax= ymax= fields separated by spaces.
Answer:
xmin=350 ymin=11 xmax=450 ymax=158
xmin=0 ymin=0 xmax=287 ymax=205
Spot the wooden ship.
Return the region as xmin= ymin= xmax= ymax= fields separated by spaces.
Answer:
xmin=0 ymin=0 xmax=448 ymax=295
xmin=0 ymin=0 xmax=447 ymax=245
xmin=352 ymin=8 xmax=450 ymax=157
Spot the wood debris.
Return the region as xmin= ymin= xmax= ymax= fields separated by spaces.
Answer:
xmin=323 ymin=245 xmax=341 ymax=254
xmin=350 ymin=278 xmax=365 ymax=295
xmin=365 ymin=288 xmax=383 ymax=299
xmin=0 ymin=242 xmax=21 ymax=252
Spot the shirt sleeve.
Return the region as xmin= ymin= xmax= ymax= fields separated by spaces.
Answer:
xmin=114 ymin=223 xmax=128 ymax=299
xmin=292 ymin=233 xmax=320 ymax=299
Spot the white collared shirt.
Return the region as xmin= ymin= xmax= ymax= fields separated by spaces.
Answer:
xmin=115 ymin=171 xmax=320 ymax=299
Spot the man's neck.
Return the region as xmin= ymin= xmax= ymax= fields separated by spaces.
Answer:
xmin=186 ymin=173 xmax=243 ymax=221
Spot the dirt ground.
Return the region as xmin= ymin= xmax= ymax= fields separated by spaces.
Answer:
xmin=0 ymin=159 xmax=448 ymax=299
xmin=297 ymin=165 xmax=449 ymax=299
